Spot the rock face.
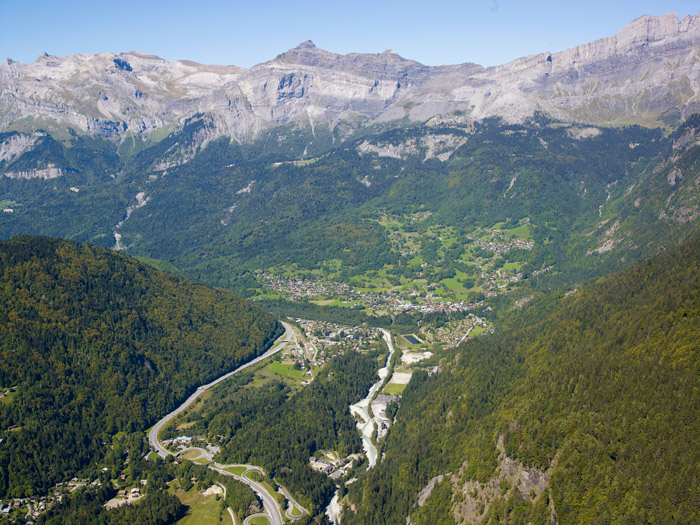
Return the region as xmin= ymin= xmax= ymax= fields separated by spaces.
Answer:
xmin=1 ymin=12 xmax=699 ymax=145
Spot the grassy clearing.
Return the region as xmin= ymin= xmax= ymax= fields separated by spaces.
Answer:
xmin=329 ymin=299 xmax=358 ymax=308
xmin=224 ymin=466 xmax=247 ymax=476
xmin=321 ymin=258 xmax=342 ymax=272
xmin=245 ymin=360 xmax=302 ymax=390
xmin=248 ymin=516 xmax=270 ymax=525
xmin=470 ymin=325 xmax=488 ymax=337
xmin=310 ymin=299 xmax=335 ymax=306
xmin=177 ymin=421 xmax=199 ymax=431
xmin=181 ymin=449 xmax=203 ymax=461
xmin=383 ymin=383 xmax=407 ymax=395
xmin=440 ymin=236 xmax=459 ymax=249
xmin=376 ymin=214 xmax=403 ymax=228
xmin=267 ymin=361 xmax=305 ymax=382
xmin=177 ymin=389 xmax=211 ymax=418
xmin=502 ymin=261 xmax=523 ymax=271
xmin=252 ymin=292 xmax=284 ymax=301
xmin=174 ymin=486 xmax=224 ymax=525
xmin=0 ymin=388 xmax=16 ymax=405
xmin=133 ymin=256 xmax=183 ymax=276
xmin=289 ymin=504 xmax=304 ymax=517
xmin=310 ymin=298 xmax=357 ymax=307
xmin=292 ymin=153 xmax=328 ymax=167
xmin=503 ymin=223 xmax=532 ymax=240
xmin=408 ymin=255 xmax=424 ymax=266
xmin=441 ymin=277 xmax=467 ymax=292
xmin=271 ymin=263 xmax=324 ymax=279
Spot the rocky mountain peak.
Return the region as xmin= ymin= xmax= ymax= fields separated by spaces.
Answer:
xmin=269 ymin=40 xmax=334 ymax=66
xmin=296 ymin=40 xmax=317 ymax=49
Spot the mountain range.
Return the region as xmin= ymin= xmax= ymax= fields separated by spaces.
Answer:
xmin=1 ymin=12 xmax=699 ymax=153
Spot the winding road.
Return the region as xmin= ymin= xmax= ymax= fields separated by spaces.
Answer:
xmin=148 ymin=321 xmax=295 ymax=525
xmin=279 ymin=484 xmax=309 ymax=519
xmin=210 ymin=465 xmax=282 ymax=525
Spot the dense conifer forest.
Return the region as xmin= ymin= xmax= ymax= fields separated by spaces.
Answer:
xmin=344 ymin=235 xmax=700 ymax=524
xmin=0 ymin=236 xmax=281 ymax=498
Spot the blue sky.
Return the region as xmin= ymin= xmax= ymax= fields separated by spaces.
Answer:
xmin=1 ymin=1 xmax=698 ymax=68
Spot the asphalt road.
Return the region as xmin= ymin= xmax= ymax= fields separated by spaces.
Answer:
xmin=148 ymin=321 xmax=293 ymax=456
xmin=279 ymin=484 xmax=309 ymax=520
xmin=211 ymin=465 xmax=283 ymax=525
xmin=147 ymin=320 xmax=294 ymax=525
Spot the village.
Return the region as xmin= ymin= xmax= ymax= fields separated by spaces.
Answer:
xmin=255 ymin=217 xmax=535 ymax=316
xmin=418 ymin=314 xmax=492 ymax=348
xmin=257 ymin=271 xmax=486 ymax=315
xmin=289 ymin=318 xmax=384 ymax=367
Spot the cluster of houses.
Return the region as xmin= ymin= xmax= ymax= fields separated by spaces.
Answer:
xmin=162 ymin=435 xmax=194 ymax=453
xmin=297 ymin=319 xmax=380 ymax=348
xmin=0 ymin=477 xmax=99 ymax=522
xmin=282 ymin=319 xmax=384 ymax=372
xmin=161 ymin=435 xmax=220 ymax=459
xmin=354 ymin=289 xmax=481 ymax=315
xmin=0 ymin=498 xmax=46 ymax=521
xmin=258 ymin=272 xmax=352 ymax=299
xmin=116 ymin=486 xmax=143 ymax=500
xmin=277 ymin=319 xmax=399 ymax=396
xmin=468 ymin=234 xmax=535 ymax=254
xmin=419 ymin=315 xmax=491 ymax=348
xmin=309 ymin=451 xmax=361 ymax=481
xmin=259 ymin=271 xmax=483 ymax=316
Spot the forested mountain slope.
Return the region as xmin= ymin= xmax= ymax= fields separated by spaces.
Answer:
xmin=345 ymin=235 xmax=700 ymax=524
xmin=0 ymin=235 xmax=281 ymax=498
xmin=5 ymin=113 xmax=691 ymax=294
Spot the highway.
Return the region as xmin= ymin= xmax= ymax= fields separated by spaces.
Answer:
xmin=148 ymin=321 xmax=293 ymax=456
xmin=147 ymin=320 xmax=294 ymax=525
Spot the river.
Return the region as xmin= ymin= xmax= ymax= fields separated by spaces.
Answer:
xmin=326 ymin=328 xmax=395 ymax=524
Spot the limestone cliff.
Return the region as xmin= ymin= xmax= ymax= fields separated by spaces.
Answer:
xmin=1 ymin=12 xmax=698 ymax=146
